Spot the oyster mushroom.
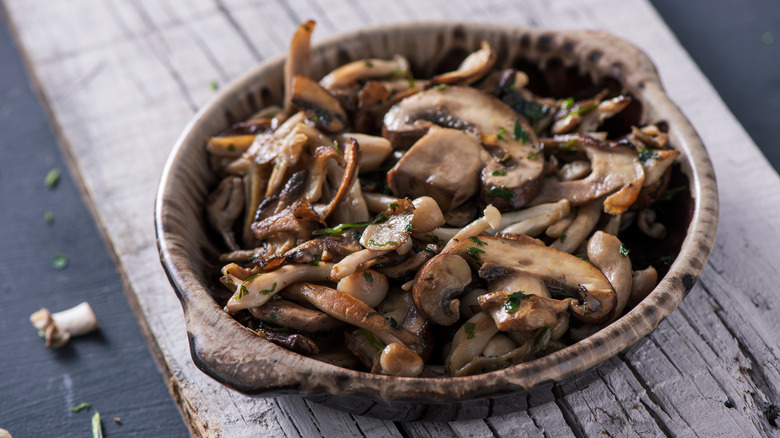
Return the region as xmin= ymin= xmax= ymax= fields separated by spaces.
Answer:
xmin=533 ymin=134 xmax=645 ymax=214
xmin=426 ymin=41 xmax=496 ymax=88
xmin=248 ymin=298 xmax=343 ymax=332
xmin=224 ymin=262 xmax=334 ymax=312
xmin=477 ymin=280 xmax=574 ymax=332
xmin=496 ymin=199 xmax=570 ymax=237
xmin=586 ymin=231 xmax=633 ymax=320
xmin=290 ymin=75 xmax=347 ymax=132
xmin=550 ymin=199 xmax=603 ymax=254
xmin=283 ymin=283 xmax=423 ymax=352
xmin=374 ymin=342 xmax=424 ymax=377
xmin=333 ymin=133 xmax=392 ymax=172
xmin=206 ymin=176 xmax=245 ymax=251
xmin=337 ymin=269 xmax=389 ymax=308
xmin=383 ymin=86 xmax=544 ymax=210
xmin=628 ymin=266 xmax=658 ymax=309
xmin=284 ymin=20 xmax=315 ymax=114
xmin=638 ymin=208 xmax=666 ymax=239
xmin=445 ymin=311 xmax=499 ymax=375
xmin=320 ymin=55 xmax=409 ymax=90
xmin=414 ymin=236 xmax=617 ymax=325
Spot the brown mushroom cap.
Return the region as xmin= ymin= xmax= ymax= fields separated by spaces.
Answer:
xmin=290 ymin=75 xmax=348 ymax=133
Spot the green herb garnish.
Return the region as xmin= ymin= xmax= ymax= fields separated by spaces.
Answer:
xmin=637 ymin=147 xmax=658 ymax=163
xmin=269 ymin=313 xmax=278 ymax=323
xmin=504 ymin=291 xmax=531 ymax=313
xmin=469 ymin=236 xmax=487 ymax=246
xmin=314 ymin=214 xmax=389 ymax=236
xmin=527 ymin=150 xmax=542 ymax=160
xmin=368 ymin=238 xmax=398 ymax=247
xmin=363 ymin=329 xmax=385 ymax=350
xmin=487 ymin=186 xmax=514 ymax=202
xmin=406 ymin=74 xmax=416 ymax=89
xmin=568 ymin=102 xmax=597 ymax=117
xmin=496 ymin=127 xmax=507 ymax=140
xmin=364 ymin=59 xmax=374 ymax=67
xmin=52 ymin=253 xmax=68 ymax=270
xmin=491 ymin=170 xmax=507 ymax=176
xmin=92 ymin=411 xmax=103 ymax=438
xmin=209 ymin=80 xmax=218 ymax=91
xmin=332 ymin=139 xmax=341 ymax=154
xmin=45 ymin=169 xmax=60 ymax=188
xmin=389 ymin=202 xmax=399 ymax=210
xmin=310 ymin=261 xmax=321 ymax=266
xmin=560 ymin=138 xmax=577 ymax=150
xmin=364 ymin=271 xmax=374 ymax=283
xmin=561 ymin=97 xmax=575 ymax=110
xmin=71 ymin=402 xmax=91 ymax=412
xmin=386 ymin=316 xmax=401 ymax=329
xmin=660 ymin=185 xmax=687 ymax=201
xmin=44 ymin=211 xmax=54 ymax=223
xmin=619 ymin=244 xmax=630 ymax=257
xmin=513 ymin=121 xmax=529 ymax=143
xmin=465 ymin=246 xmax=486 ymax=260
xmin=434 ymin=83 xmax=448 ymax=91
xmin=260 ymin=282 xmax=278 ymax=295
xmin=534 ymin=327 xmax=550 ymax=345
xmin=560 ymin=234 xmax=567 ymax=243
xmin=464 ymin=322 xmax=476 ymax=339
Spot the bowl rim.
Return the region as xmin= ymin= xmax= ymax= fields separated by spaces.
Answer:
xmin=155 ymin=20 xmax=719 ymax=403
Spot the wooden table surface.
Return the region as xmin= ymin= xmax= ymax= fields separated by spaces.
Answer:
xmin=1 ymin=0 xmax=779 ymax=437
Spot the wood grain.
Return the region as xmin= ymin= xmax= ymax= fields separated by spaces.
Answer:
xmin=4 ymin=0 xmax=780 ymax=436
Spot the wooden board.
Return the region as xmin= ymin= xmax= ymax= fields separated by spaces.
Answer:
xmin=4 ymin=0 xmax=780 ymax=436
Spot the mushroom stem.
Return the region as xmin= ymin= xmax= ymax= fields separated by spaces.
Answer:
xmin=30 ymin=302 xmax=99 ymax=348
xmin=443 ymin=205 xmax=501 ymax=252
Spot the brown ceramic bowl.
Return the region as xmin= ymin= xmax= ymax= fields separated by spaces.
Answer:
xmin=155 ymin=22 xmax=718 ymax=421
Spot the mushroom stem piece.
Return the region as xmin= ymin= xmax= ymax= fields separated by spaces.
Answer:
xmin=30 ymin=302 xmax=99 ymax=348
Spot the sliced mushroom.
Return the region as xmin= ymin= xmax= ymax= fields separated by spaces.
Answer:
xmin=534 ymin=134 xmax=645 ymax=214
xmin=375 ymin=245 xmax=436 ymax=280
xmin=283 ymin=234 xmax=362 ymax=264
xmin=634 ymin=148 xmax=680 ymax=209
xmin=255 ymin=325 xmax=319 ymax=354
xmin=224 ymin=262 xmax=334 ymax=312
xmin=427 ymin=41 xmax=496 ymax=88
xmin=316 ymin=137 xmax=361 ymax=221
xmin=586 ymin=231 xmax=633 ymax=320
xmin=445 ymin=311 xmax=499 ymax=375
xmin=442 ymin=204 xmax=501 ymax=252
xmin=337 ymin=269 xmax=388 ymax=308
xmin=284 ymin=20 xmax=315 ymax=114
xmin=330 ymin=248 xmax=392 ymax=281
xmin=628 ymin=266 xmax=658 ymax=309
xmin=415 ymin=236 xmax=616 ymax=325
xmin=247 ymin=298 xmax=343 ymax=332
xmin=576 ymin=95 xmax=633 ymax=133
xmin=206 ymin=135 xmax=257 ymax=158
xmin=207 ymin=176 xmax=245 ymax=251
xmin=290 ymin=75 xmax=347 ymax=132
xmin=550 ymin=199 xmax=602 ymax=254
xmin=283 ymin=282 xmax=423 ymax=352
xmin=387 ymin=126 xmax=488 ymax=212
xmin=320 ymin=55 xmax=409 ymax=90
xmin=334 ymin=133 xmax=392 ymax=172
xmin=384 ymin=86 xmax=544 ymax=210
xmin=495 ymin=199 xmax=570 ymax=237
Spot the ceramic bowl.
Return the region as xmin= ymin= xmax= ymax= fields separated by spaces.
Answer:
xmin=155 ymin=22 xmax=718 ymax=421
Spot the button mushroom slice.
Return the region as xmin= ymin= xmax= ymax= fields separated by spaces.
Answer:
xmin=247 ymin=298 xmax=343 ymax=332
xmin=427 ymin=41 xmax=497 ymax=88
xmin=320 ymin=55 xmax=410 ymax=90
xmin=337 ymin=269 xmax=389 ymax=308
xmin=550 ymin=199 xmax=603 ymax=254
xmin=373 ymin=342 xmax=425 ymax=377
xmin=418 ymin=236 xmax=617 ymax=324
xmin=634 ymin=148 xmax=680 ymax=209
xmin=586 ymin=231 xmax=633 ymax=320
xmin=534 ymin=135 xmax=645 ymax=214
xmin=445 ymin=311 xmax=499 ymax=375
xmin=283 ymin=20 xmax=315 ymax=114
xmin=290 ymin=75 xmax=348 ymax=133
xmin=283 ymin=282 xmax=424 ymax=352
xmin=495 ymin=199 xmax=571 ymax=237
xmin=627 ymin=265 xmax=658 ymax=309
xmin=206 ymin=176 xmax=245 ymax=251
xmin=224 ymin=262 xmax=334 ymax=313
xmin=387 ymin=126 xmax=488 ymax=212
xmin=384 ymin=86 xmax=544 ymax=210
xmin=334 ymin=133 xmax=392 ymax=172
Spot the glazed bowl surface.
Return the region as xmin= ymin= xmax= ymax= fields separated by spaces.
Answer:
xmin=155 ymin=22 xmax=718 ymax=421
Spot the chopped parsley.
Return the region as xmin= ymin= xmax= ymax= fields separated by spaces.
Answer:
xmin=513 ymin=121 xmax=529 ymax=143
xmin=44 ymin=211 xmax=54 ymax=223
xmin=71 ymin=402 xmax=92 ymax=412
xmin=363 ymin=271 xmax=374 ymax=283
xmin=491 ymin=170 xmax=507 ymax=176
xmin=561 ymin=97 xmax=575 ymax=110
xmin=503 ymin=291 xmax=531 ymax=313
xmin=660 ymin=185 xmax=687 ymax=201
xmin=389 ymin=202 xmax=399 ymax=210
xmin=386 ymin=316 xmax=401 ymax=329
xmin=560 ymin=138 xmax=577 ymax=150
xmin=238 ymin=273 xmax=262 ymax=299
xmin=405 ymin=221 xmax=413 ymax=233
xmin=310 ymin=261 xmax=321 ymax=266
xmin=434 ymin=83 xmax=448 ymax=91
xmin=527 ymin=150 xmax=542 ymax=160
xmin=619 ymin=244 xmax=630 ymax=257
xmin=363 ymin=329 xmax=385 ymax=350
xmin=314 ymin=214 xmax=389 ymax=236
xmin=209 ymin=80 xmax=218 ymax=91
xmin=268 ymin=313 xmax=278 ymax=323
xmin=464 ymin=322 xmax=476 ymax=339
xmin=367 ymin=238 xmax=398 ymax=247
xmin=52 ymin=253 xmax=68 ymax=270
xmin=92 ymin=411 xmax=103 ymax=438
xmin=469 ymin=236 xmax=487 ymax=246
xmin=637 ymin=147 xmax=658 ymax=163
xmin=332 ymin=139 xmax=341 ymax=154
xmin=422 ymin=247 xmax=437 ymax=254
xmin=44 ymin=169 xmax=60 ymax=188
xmin=465 ymin=246 xmax=486 ymax=260
xmin=363 ymin=59 xmax=374 ymax=67
xmin=568 ymin=102 xmax=597 ymax=116
xmin=487 ymin=186 xmax=514 ymax=202
xmin=226 ymin=143 xmax=236 ymax=151
xmin=496 ymin=127 xmax=507 ymax=140
xmin=406 ymin=74 xmax=416 ymax=89
xmin=560 ymin=234 xmax=567 ymax=243
xmin=534 ymin=327 xmax=550 ymax=345
xmin=260 ymin=282 xmax=278 ymax=295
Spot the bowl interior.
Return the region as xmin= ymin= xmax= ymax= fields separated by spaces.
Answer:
xmin=155 ymin=22 xmax=718 ymax=420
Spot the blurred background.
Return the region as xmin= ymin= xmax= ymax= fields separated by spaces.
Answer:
xmin=0 ymin=0 xmax=777 ymax=436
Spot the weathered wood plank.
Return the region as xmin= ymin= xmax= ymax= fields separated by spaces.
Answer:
xmin=5 ymin=0 xmax=780 ymax=436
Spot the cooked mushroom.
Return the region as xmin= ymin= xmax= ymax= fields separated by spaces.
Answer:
xmin=290 ymin=75 xmax=348 ymax=133
xmin=337 ymin=269 xmax=388 ymax=308
xmin=30 ymin=302 xmax=99 ymax=348
xmin=550 ymin=199 xmax=602 ymax=254
xmin=284 ymin=20 xmax=315 ymax=114
xmin=334 ymin=133 xmax=392 ymax=172
xmin=477 ymin=285 xmax=573 ymax=332
xmin=224 ymin=262 xmax=334 ymax=312
xmin=445 ymin=311 xmax=499 ymax=375
xmin=374 ymin=342 xmax=424 ymax=377
xmin=383 ymin=86 xmax=544 ymax=210
xmin=283 ymin=282 xmax=423 ymax=352
xmin=255 ymin=324 xmax=319 ymax=354
xmin=628 ymin=266 xmax=658 ymax=309
xmin=426 ymin=41 xmax=496 ymax=88
xmin=586 ymin=231 xmax=633 ymax=320
xmin=496 ymin=199 xmax=570 ymax=237
xmin=638 ymin=208 xmax=666 ymax=239
xmin=533 ymin=134 xmax=645 ymax=214
xmin=207 ymin=176 xmax=245 ymax=251
xmin=247 ymin=298 xmax=343 ymax=332
xmin=320 ymin=55 xmax=409 ymax=90
xmin=415 ymin=236 xmax=617 ymax=325
xmin=442 ymin=204 xmax=501 ymax=252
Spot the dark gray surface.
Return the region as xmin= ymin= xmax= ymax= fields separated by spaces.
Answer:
xmin=0 ymin=11 xmax=188 ymax=438
xmin=651 ymin=0 xmax=780 ymax=171
xmin=0 ymin=1 xmax=778 ymax=437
